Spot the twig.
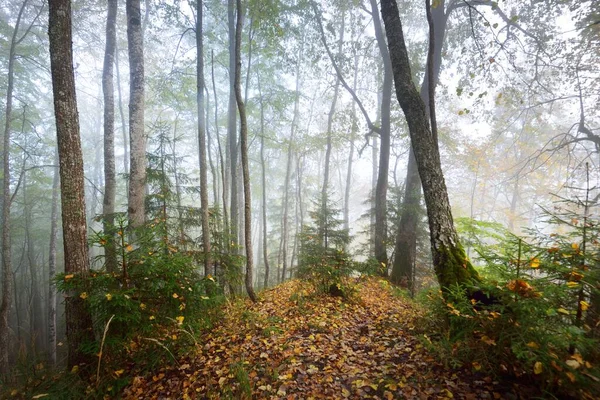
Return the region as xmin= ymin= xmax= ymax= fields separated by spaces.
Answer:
xmin=96 ymin=314 xmax=115 ymax=386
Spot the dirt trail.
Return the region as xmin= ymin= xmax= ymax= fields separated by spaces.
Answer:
xmin=123 ymin=278 xmax=531 ymax=399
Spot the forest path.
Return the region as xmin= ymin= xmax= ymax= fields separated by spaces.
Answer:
xmin=123 ymin=278 xmax=529 ymax=399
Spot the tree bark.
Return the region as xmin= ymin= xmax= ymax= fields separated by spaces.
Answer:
xmin=48 ymin=150 xmax=59 ymax=366
xmin=48 ymin=0 xmax=95 ymax=368
xmin=126 ymin=0 xmax=147 ymax=229
xmin=103 ymin=0 xmax=118 ymax=272
xmin=234 ymin=0 xmax=257 ymax=302
xmin=196 ymin=0 xmax=211 ymax=276
xmin=380 ymin=0 xmax=479 ymax=292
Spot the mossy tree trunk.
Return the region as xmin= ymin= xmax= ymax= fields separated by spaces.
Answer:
xmin=381 ymin=0 xmax=479 ymax=292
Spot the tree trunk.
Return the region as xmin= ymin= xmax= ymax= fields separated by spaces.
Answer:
xmin=48 ymin=0 xmax=95 ymax=368
xmin=227 ymin=0 xmax=238 ymax=248
xmin=257 ymin=74 xmax=270 ymax=289
xmin=48 ymin=150 xmax=59 ymax=366
xmin=370 ymin=0 xmax=392 ymax=272
xmin=24 ymin=174 xmax=44 ymax=354
xmin=212 ymin=51 xmax=228 ymax=233
xmin=380 ymin=0 xmax=479 ymax=292
xmin=280 ymin=42 xmax=303 ymax=283
xmin=344 ymin=45 xmax=359 ymax=233
xmin=115 ymin=42 xmax=129 ymax=184
xmin=205 ymin=86 xmax=219 ymax=206
xmin=196 ymin=0 xmax=211 ymax=276
xmin=126 ymin=0 xmax=147 ymax=229
xmin=0 ymin=0 xmax=28 ymax=376
xmin=103 ymin=0 xmax=118 ymax=273
xmin=234 ymin=0 xmax=257 ymax=302
xmin=320 ymin=12 xmax=345 ymax=245
xmin=391 ymin=0 xmax=448 ymax=289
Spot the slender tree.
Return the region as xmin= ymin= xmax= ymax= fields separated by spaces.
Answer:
xmin=234 ymin=0 xmax=257 ymax=302
xmin=103 ymin=0 xmax=118 ymax=272
xmin=0 ymin=0 xmax=29 ymax=376
xmin=48 ymin=0 xmax=95 ymax=367
xmin=227 ymin=0 xmax=239 ymax=248
xmin=257 ymin=72 xmax=270 ymax=288
xmin=380 ymin=0 xmax=479 ymax=292
xmin=126 ymin=0 xmax=146 ymax=229
xmin=196 ymin=0 xmax=211 ymax=276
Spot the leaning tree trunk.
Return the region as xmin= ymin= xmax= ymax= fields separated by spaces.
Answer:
xmin=126 ymin=0 xmax=146 ymax=229
xmin=234 ymin=0 xmax=257 ymax=302
xmin=380 ymin=0 xmax=479 ymax=292
xmin=196 ymin=0 xmax=211 ymax=276
xmin=48 ymin=0 xmax=95 ymax=368
xmin=391 ymin=0 xmax=448 ymax=289
xmin=103 ymin=0 xmax=118 ymax=272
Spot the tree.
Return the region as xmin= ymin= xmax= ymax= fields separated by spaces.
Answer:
xmin=196 ymin=0 xmax=211 ymax=276
xmin=227 ymin=0 xmax=238 ymax=248
xmin=102 ymin=0 xmax=118 ymax=272
xmin=127 ymin=0 xmax=147 ymax=229
xmin=380 ymin=0 xmax=479 ymax=292
xmin=234 ymin=0 xmax=257 ymax=302
xmin=0 ymin=0 xmax=32 ymax=376
xmin=48 ymin=0 xmax=94 ymax=367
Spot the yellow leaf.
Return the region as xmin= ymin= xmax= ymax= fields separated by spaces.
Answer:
xmin=566 ymin=371 xmax=576 ymax=382
xmin=176 ymin=315 xmax=185 ymax=325
xmin=32 ymin=395 xmax=49 ymax=399
xmin=442 ymin=389 xmax=454 ymax=398
xmin=566 ymin=359 xmax=580 ymax=369
xmin=114 ymin=369 xmax=124 ymax=377
xmin=64 ymin=274 xmax=74 ymax=280
xmin=79 ymin=292 xmax=88 ymax=300
xmin=472 ymin=362 xmax=482 ymax=371
xmin=172 ymin=334 xmax=177 ymax=340
xmin=530 ymin=258 xmax=540 ymax=268
xmin=149 ymin=315 xmax=155 ymax=320
xmin=105 ymin=293 xmax=113 ymax=301
xmin=526 ymin=342 xmax=540 ymax=349
xmin=125 ymin=245 xmax=133 ymax=252
xmin=71 ymin=365 xmax=79 ymax=374
xmin=140 ymin=303 xmax=146 ymax=310
xmin=172 ymin=293 xmax=179 ymax=299
xmin=566 ymin=281 xmax=579 ymax=288
xmin=342 ymin=388 xmax=350 ymax=398
xmin=580 ymin=301 xmax=589 ymax=311
xmin=534 ymin=361 xmax=543 ymax=374
xmin=571 ymin=243 xmax=579 ymax=250
xmin=557 ymin=307 xmax=570 ymax=315
xmin=10 ymin=389 xmax=18 ymax=396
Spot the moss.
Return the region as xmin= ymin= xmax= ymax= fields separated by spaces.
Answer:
xmin=434 ymin=241 xmax=480 ymax=295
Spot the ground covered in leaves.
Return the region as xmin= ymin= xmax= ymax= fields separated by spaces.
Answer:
xmin=122 ymin=277 xmax=538 ymax=399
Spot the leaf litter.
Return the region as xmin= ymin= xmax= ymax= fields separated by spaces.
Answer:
xmin=123 ymin=277 xmax=538 ymax=399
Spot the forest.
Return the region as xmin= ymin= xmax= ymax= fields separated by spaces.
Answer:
xmin=0 ymin=0 xmax=599 ymax=398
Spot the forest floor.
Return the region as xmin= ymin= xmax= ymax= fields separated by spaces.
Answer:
xmin=122 ymin=277 xmax=540 ymax=399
